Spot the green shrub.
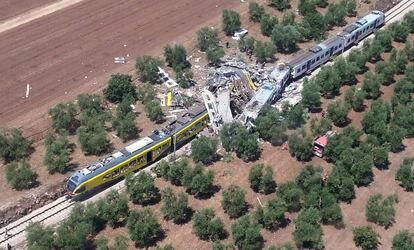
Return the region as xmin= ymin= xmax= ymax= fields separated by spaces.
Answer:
xmin=6 ymin=161 xmax=37 ymax=190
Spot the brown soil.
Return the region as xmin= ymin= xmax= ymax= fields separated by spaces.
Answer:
xmin=324 ymin=138 xmax=414 ymax=250
xmin=98 ymin=143 xmax=307 ymax=249
xmin=0 ymin=0 xmax=247 ymax=217
xmin=0 ymin=0 xmax=246 ymax=139
xmin=1 ymin=0 xmax=411 ymax=248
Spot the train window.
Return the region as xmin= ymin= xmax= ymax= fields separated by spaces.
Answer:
xmin=347 ymin=38 xmax=350 ymax=43
xmin=311 ymin=59 xmax=315 ymax=64
xmin=316 ymin=56 xmax=320 ymax=61
xmin=339 ymin=44 xmax=342 ymax=48
xmin=325 ymin=51 xmax=329 ymax=56
xmin=302 ymin=65 xmax=306 ymax=70
xmin=296 ymin=69 xmax=300 ymax=74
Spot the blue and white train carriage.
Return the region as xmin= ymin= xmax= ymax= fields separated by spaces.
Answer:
xmin=288 ymin=10 xmax=385 ymax=79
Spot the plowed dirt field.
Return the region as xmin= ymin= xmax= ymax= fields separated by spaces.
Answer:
xmin=0 ymin=0 xmax=244 ymax=137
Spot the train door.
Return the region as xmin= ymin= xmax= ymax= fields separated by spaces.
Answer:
xmin=329 ymin=47 xmax=334 ymax=56
xmin=306 ymin=60 xmax=311 ymax=71
xmin=146 ymin=151 xmax=152 ymax=164
xmin=355 ymin=30 xmax=361 ymax=42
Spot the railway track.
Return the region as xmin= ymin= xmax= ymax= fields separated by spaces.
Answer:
xmin=0 ymin=197 xmax=74 ymax=245
xmin=1 ymin=1 xmax=413 ymax=249
xmin=384 ymin=0 xmax=412 ymax=21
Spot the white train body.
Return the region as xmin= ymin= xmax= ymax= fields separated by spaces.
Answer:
xmin=338 ymin=10 xmax=385 ymax=48
xmin=239 ymin=10 xmax=385 ymax=127
xmin=288 ymin=10 xmax=385 ymax=79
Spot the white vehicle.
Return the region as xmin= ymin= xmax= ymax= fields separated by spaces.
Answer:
xmin=232 ymin=29 xmax=248 ymax=40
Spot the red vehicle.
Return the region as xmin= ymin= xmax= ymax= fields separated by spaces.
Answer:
xmin=312 ymin=131 xmax=336 ymax=158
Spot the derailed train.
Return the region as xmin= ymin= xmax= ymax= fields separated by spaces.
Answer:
xmin=288 ymin=10 xmax=385 ymax=79
xmin=67 ymin=10 xmax=385 ymax=196
xmin=239 ymin=10 xmax=385 ymax=125
xmin=67 ymin=106 xmax=208 ymax=196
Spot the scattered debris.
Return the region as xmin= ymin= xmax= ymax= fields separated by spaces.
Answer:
xmin=274 ymin=77 xmax=303 ymax=110
xmin=114 ymin=57 xmax=126 ymax=64
xmin=158 ymin=67 xmax=178 ymax=88
xmin=232 ymin=28 xmax=248 ymax=40
xmin=25 ymin=84 xmax=30 ymax=98
xmin=202 ymin=59 xmax=290 ymax=132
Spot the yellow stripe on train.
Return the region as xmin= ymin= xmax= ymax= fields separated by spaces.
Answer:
xmin=73 ymin=112 xmax=209 ymax=194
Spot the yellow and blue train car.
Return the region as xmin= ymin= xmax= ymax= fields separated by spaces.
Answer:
xmin=66 ymin=106 xmax=209 ymax=196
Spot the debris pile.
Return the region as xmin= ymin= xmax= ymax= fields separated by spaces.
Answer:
xmin=274 ymin=77 xmax=303 ymax=110
xmin=202 ymin=59 xmax=290 ymax=132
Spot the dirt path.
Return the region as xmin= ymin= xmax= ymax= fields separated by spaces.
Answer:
xmin=0 ymin=0 xmax=87 ymax=34
xmin=0 ymin=0 xmax=58 ymax=22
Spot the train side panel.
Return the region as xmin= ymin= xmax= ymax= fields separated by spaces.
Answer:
xmin=76 ymin=138 xmax=172 ymax=193
xmin=173 ymin=113 xmax=209 ymax=145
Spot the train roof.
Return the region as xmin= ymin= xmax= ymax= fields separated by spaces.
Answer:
xmin=338 ymin=10 xmax=384 ymax=37
xmin=287 ymin=37 xmax=341 ymax=67
xmin=287 ymin=50 xmax=314 ymax=68
xmin=320 ymin=36 xmax=343 ymax=47
xmin=69 ymin=105 xmax=207 ymax=185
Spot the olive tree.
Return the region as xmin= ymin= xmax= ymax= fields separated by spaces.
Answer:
xmin=144 ymin=99 xmax=164 ymax=123
xmin=248 ymin=2 xmax=265 ymax=22
xmin=77 ymin=118 xmax=109 ymax=155
xmin=221 ymin=185 xmax=247 ymax=218
xmin=220 ymin=122 xmax=261 ymax=161
xmin=160 ymin=187 xmax=190 ymax=223
xmin=104 ymin=74 xmax=137 ymax=103
xmin=254 ymin=40 xmax=276 ymax=63
xmin=0 ymin=128 xmax=31 ymax=162
xmin=97 ymin=190 xmax=129 ymax=228
xmin=43 ymin=133 xmax=71 ymax=174
xmin=231 ymin=215 xmax=264 ymax=250
xmin=287 ymin=132 xmax=313 ymax=161
xmin=196 ymin=27 xmax=220 ymax=52
xmin=222 ymin=10 xmax=241 ymax=36
xmin=248 ymin=164 xmax=276 ymax=194
xmin=392 ymin=230 xmax=414 ymax=250
xmin=191 ymin=136 xmax=217 ymax=164
xmin=326 ymin=166 xmax=355 ymax=202
xmin=206 ymin=46 xmax=225 ymax=66
xmin=327 ymin=101 xmax=349 ymax=127
xmin=271 ymin=24 xmax=302 ymax=53
xmin=293 ymin=208 xmax=324 ymax=249
xmin=269 ymin=0 xmax=291 ymax=11
xmin=135 ymin=56 xmax=164 ymax=84
xmin=127 ymin=208 xmax=162 ymax=247
xmin=112 ymin=96 xmax=138 ymax=141
xmin=344 ymin=86 xmax=365 ymax=112
xmin=353 ymin=226 xmax=381 ymax=250
xmin=277 ymin=181 xmax=304 ymax=212
xmin=27 ymin=222 xmax=55 ymax=250
xmin=48 ymin=102 xmax=77 ymax=133
xmin=6 ymin=161 xmax=37 ymax=190
xmin=192 ymin=208 xmax=226 ymax=241
xmin=396 ymin=158 xmax=414 ymax=191
xmin=255 ymin=198 xmax=288 ymax=230
xmin=260 ymin=14 xmax=278 ymax=37
xmin=126 ymin=172 xmax=158 ymax=204
xmin=301 ymin=79 xmax=321 ymax=111
xmin=164 ymin=44 xmax=189 ymax=71
xmin=366 ymin=193 xmax=398 ymax=228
